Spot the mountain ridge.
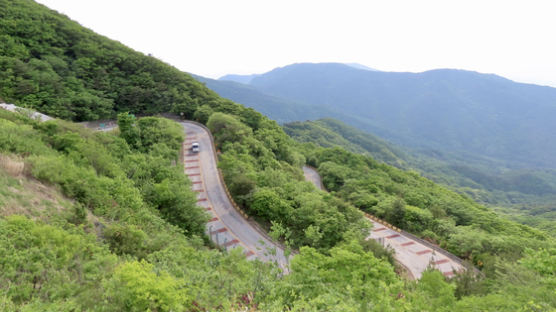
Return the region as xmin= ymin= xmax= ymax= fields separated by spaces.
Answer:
xmin=240 ymin=63 xmax=556 ymax=169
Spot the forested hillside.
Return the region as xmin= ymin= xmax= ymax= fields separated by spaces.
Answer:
xmin=1 ymin=0 xmax=555 ymax=310
xmin=285 ymin=119 xmax=556 ymax=236
xmin=0 ymin=0 xmax=231 ymax=121
xmin=284 ymin=118 xmax=408 ymax=167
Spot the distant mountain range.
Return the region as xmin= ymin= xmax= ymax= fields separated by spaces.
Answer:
xmin=209 ymin=63 xmax=556 ymax=170
xmin=218 ymin=63 xmax=378 ymax=84
xmin=194 ymin=74 xmax=341 ymax=123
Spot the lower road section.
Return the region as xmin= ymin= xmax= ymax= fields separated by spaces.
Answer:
xmin=367 ymin=219 xmax=464 ymax=279
xmin=182 ymin=121 xmax=288 ymax=270
xmin=302 ymin=165 xmax=465 ymax=279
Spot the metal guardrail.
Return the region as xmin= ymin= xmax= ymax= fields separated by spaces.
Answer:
xmin=364 ymin=210 xmax=478 ymax=274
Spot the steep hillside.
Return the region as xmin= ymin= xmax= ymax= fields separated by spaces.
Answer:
xmin=245 ymin=63 xmax=556 ymax=170
xmin=0 ymin=0 xmax=231 ymax=121
xmin=284 ymin=118 xmax=408 ymax=167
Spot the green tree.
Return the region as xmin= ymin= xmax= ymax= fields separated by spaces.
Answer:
xmin=206 ymin=112 xmax=252 ymax=147
xmin=193 ymin=104 xmax=214 ymax=124
xmin=117 ymin=112 xmax=140 ymax=149
xmin=387 ymin=197 xmax=406 ymax=228
xmin=103 ymin=261 xmax=185 ymax=311
xmin=250 ymin=187 xmax=293 ymax=221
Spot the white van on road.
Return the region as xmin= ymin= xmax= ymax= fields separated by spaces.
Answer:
xmin=191 ymin=142 xmax=200 ymax=153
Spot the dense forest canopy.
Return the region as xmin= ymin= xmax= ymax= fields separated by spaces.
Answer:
xmin=0 ymin=0 xmax=233 ymax=121
xmin=0 ymin=0 xmax=555 ymax=310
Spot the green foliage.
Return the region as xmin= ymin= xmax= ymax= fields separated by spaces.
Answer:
xmin=301 ymin=143 xmax=555 ymax=264
xmin=0 ymin=215 xmax=117 ymax=307
xmin=103 ymin=260 xmax=185 ymax=312
xmin=147 ymin=243 xmax=276 ymax=310
xmin=207 ymin=112 xmax=252 ymax=147
xmin=103 ymin=223 xmax=149 ymax=259
xmin=520 ymin=248 xmax=556 ymax=277
xmin=0 ymin=109 xmax=206 ymax=240
xmin=117 ymin=112 xmax=140 ymax=148
xmin=147 ymin=177 xmax=208 ymax=236
xmin=0 ymin=109 xmax=274 ymax=311
xmin=1 ymin=2 xmax=555 ymax=309
xmin=455 ymin=259 xmax=556 ymax=311
xmin=67 ymin=202 xmax=87 ymax=225
xmin=137 ymin=116 xmax=183 ymax=153
xmin=210 ymin=113 xmax=368 ymax=249
xmin=193 ymin=104 xmax=214 ymax=124
xmin=0 ymin=119 xmax=51 ymax=156
xmin=360 ymin=238 xmax=396 ymax=266
xmin=404 ymin=270 xmax=457 ymax=311
xmin=250 ymin=187 xmax=293 ymax=221
xmin=386 ymin=197 xmax=406 ymax=228
xmin=260 ymin=240 xmax=402 ymax=311
xmin=0 ymin=0 xmax=228 ymax=121
xmin=284 ymin=118 xmax=407 ymax=167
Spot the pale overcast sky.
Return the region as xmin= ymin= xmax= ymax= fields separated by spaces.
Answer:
xmin=37 ymin=0 xmax=556 ymax=87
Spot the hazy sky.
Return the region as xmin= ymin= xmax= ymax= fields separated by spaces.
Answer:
xmin=37 ymin=0 xmax=556 ymax=87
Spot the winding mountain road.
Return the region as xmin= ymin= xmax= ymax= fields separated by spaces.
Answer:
xmin=181 ymin=121 xmax=288 ymax=270
xmin=7 ymin=103 xmax=463 ymax=276
xmin=302 ymin=165 xmax=465 ymax=279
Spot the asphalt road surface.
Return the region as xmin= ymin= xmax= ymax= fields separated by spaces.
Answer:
xmin=302 ymin=165 xmax=465 ymax=279
xmin=182 ymin=121 xmax=289 ymax=270
xmin=303 ymin=165 xmax=325 ymax=190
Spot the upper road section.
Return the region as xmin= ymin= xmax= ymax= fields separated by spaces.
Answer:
xmin=182 ymin=121 xmax=288 ymax=270
xmin=1 ymin=103 xmax=52 ymax=121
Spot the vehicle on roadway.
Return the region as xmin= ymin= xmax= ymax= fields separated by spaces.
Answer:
xmin=191 ymin=142 xmax=200 ymax=153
